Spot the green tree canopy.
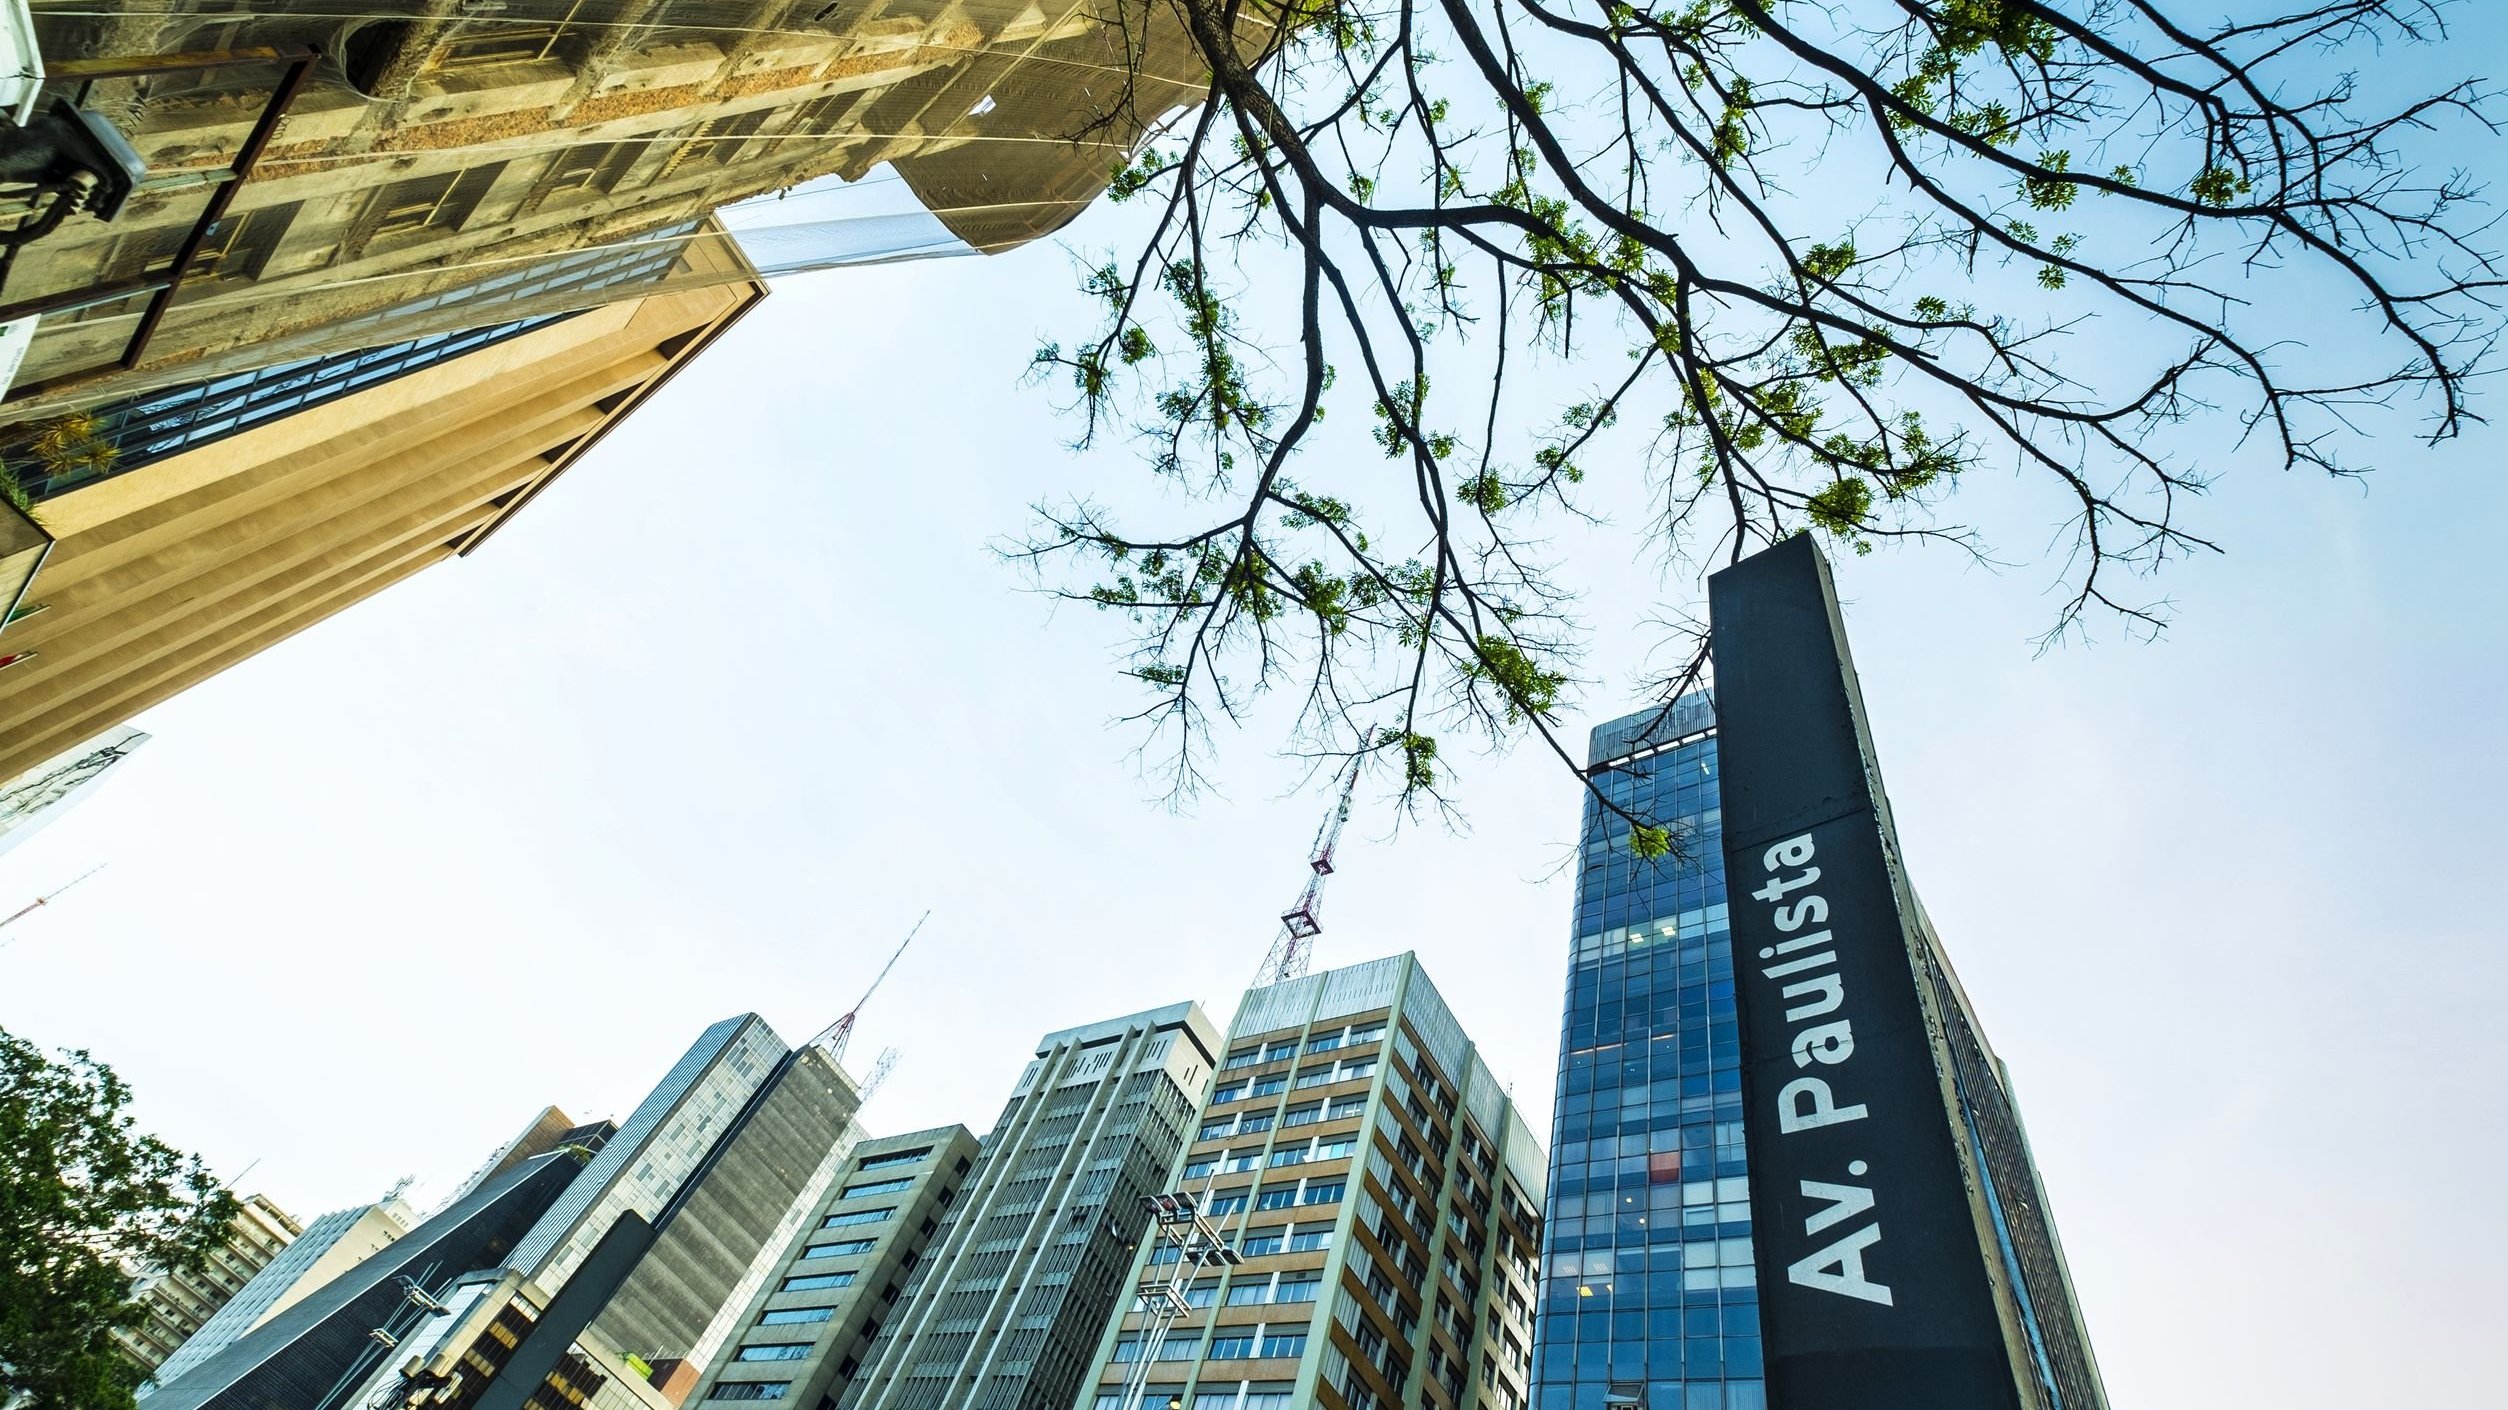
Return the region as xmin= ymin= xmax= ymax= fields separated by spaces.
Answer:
xmin=0 ymin=1027 xmax=239 ymax=1410
xmin=1020 ymin=0 xmax=2501 ymax=841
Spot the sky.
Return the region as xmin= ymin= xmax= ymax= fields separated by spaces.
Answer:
xmin=4 ymin=20 xmax=2507 ymax=1410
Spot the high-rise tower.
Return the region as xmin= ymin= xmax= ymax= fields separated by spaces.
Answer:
xmin=1529 ymin=536 xmax=2105 ymax=1410
xmin=1073 ymin=952 xmax=1546 ymax=1410
xmin=842 ymin=1003 xmax=1219 ymax=1410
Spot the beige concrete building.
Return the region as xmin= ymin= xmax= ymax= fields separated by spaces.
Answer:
xmin=0 ymin=224 xmax=763 ymax=784
xmin=3 ymin=0 xmax=1202 ymax=412
xmin=1075 ymin=954 xmax=1546 ymax=1410
xmin=113 ymin=1193 xmax=303 ymax=1379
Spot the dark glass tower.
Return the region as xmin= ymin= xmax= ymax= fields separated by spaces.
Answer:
xmin=1534 ymin=696 xmax=1761 ymax=1410
xmin=1533 ymin=536 xmax=2108 ymax=1410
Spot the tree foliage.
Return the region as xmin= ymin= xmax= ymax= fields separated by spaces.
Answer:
xmin=0 ymin=1027 xmax=239 ymax=1410
xmin=1019 ymin=0 xmax=2500 ymax=839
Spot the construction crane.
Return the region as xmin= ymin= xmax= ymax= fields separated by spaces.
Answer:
xmin=0 ymin=862 xmax=105 ymax=947
xmin=807 ymin=909 xmax=928 ymax=1062
xmin=1254 ymin=757 xmax=1359 ymax=988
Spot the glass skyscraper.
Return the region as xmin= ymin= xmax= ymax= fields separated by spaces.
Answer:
xmin=1534 ymin=695 xmax=1764 ymax=1410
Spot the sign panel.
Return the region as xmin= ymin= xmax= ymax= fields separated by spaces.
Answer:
xmin=1707 ymin=536 xmax=2020 ymax=1410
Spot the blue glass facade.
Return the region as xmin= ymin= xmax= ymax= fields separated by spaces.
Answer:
xmin=1534 ymin=700 xmax=1765 ymax=1410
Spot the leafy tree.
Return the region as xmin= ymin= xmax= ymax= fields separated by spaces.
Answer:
xmin=1019 ymin=0 xmax=2501 ymax=840
xmin=0 ymin=1027 xmax=238 ymax=1410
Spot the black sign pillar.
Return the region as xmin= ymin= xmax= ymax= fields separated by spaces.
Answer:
xmin=1708 ymin=536 xmax=2024 ymax=1410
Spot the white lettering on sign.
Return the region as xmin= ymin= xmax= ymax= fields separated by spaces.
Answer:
xmin=1750 ymin=833 xmax=1894 ymax=1307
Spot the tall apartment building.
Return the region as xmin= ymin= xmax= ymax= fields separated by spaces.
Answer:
xmin=843 ymin=1003 xmax=1220 ymax=1410
xmin=691 ymin=1125 xmax=981 ymax=1409
xmin=112 ymin=1193 xmax=302 ymax=1378
xmin=1530 ymin=536 xmax=2106 ymax=1410
xmin=142 ymin=1195 xmax=418 ymax=1394
xmin=3 ymin=0 xmax=1205 ymax=413
xmin=1073 ymin=953 xmax=1546 ymax=1410
xmin=0 ymin=228 xmax=763 ymax=784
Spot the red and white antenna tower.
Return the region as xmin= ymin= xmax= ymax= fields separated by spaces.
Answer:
xmin=0 ymin=863 xmax=105 ymax=948
xmin=1254 ymin=758 xmax=1360 ymax=988
xmin=809 ymin=910 xmax=928 ymax=1062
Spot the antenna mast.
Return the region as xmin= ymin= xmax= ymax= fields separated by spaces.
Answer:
xmin=809 ymin=909 xmax=928 ymax=1061
xmin=1254 ymin=758 xmax=1360 ymax=988
xmin=0 ymin=863 xmax=106 ymax=943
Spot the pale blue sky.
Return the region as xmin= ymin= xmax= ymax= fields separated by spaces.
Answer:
xmin=4 ymin=19 xmax=2505 ymax=1409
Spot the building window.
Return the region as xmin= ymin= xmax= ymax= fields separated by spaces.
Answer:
xmin=1282 ymin=1104 xmax=1320 ymax=1127
xmin=1287 ymin=1225 xmax=1331 ymax=1252
xmin=1301 ymin=1180 xmax=1345 ymax=1205
xmin=756 ymin=1307 xmax=836 ymax=1326
xmin=1223 ymin=1049 xmax=1261 ymax=1070
xmin=1183 ymin=1281 xmax=1221 ymax=1308
xmin=1212 ymin=1083 xmax=1249 ymax=1102
xmin=822 ymin=1208 xmax=893 ymax=1229
xmin=842 ymin=1178 xmax=915 ymax=1198
xmin=1258 ymin=1328 xmax=1308 ymax=1358
xmin=779 ymin=1272 xmax=855 ymax=1292
xmin=1294 ymin=1068 xmax=1337 ymax=1089
xmin=735 ymin=1344 xmax=813 ymax=1362
xmin=1223 ymin=1150 xmax=1262 ymax=1174
xmin=1225 ymin=1279 xmax=1270 ymax=1307
xmin=1307 ymin=1031 xmax=1345 ymax=1054
xmin=535 ymin=139 xmax=641 ymax=207
xmin=1183 ymin=1158 xmax=1218 ymax=1180
xmin=802 ymin=1238 xmax=876 ymax=1259
xmin=1239 ymin=1230 xmax=1284 ymax=1257
xmin=859 ymin=1147 xmax=932 ymax=1170
xmin=1274 ymin=1272 xmax=1322 ymax=1303
xmin=707 ymin=1384 xmax=791 ymax=1402
xmin=1205 ymin=1191 xmax=1248 ymax=1216
xmin=1238 ymin=1112 xmax=1274 ymax=1134
xmin=433 ymin=23 xmax=568 ymax=69
xmin=1255 ymin=1188 xmax=1297 ymax=1211
xmin=1200 ymin=1119 xmax=1234 ymax=1140
xmin=362 ymin=165 xmax=505 ymax=250
xmin=1209 ymin=1330 xmax=1256 ymax=1359
xmin=1249 ymin=1074 xmax=1288 ymax=1098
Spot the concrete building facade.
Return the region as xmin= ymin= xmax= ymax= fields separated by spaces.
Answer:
xmin=114 ymin=1194 xmax=303 ymax=1379
xmin=5 ymin=0 xmax=1204 ymax=413
xmin=842 ymin=1003 xmax=1220 ymax=1410
xmin=691 ymin=1125 xmax=981 ymax=1409
xmin=0 ymin=229 xmax=762 ymax=784
xmin=1073 ymin=954 xmax=1545 ymax=1410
